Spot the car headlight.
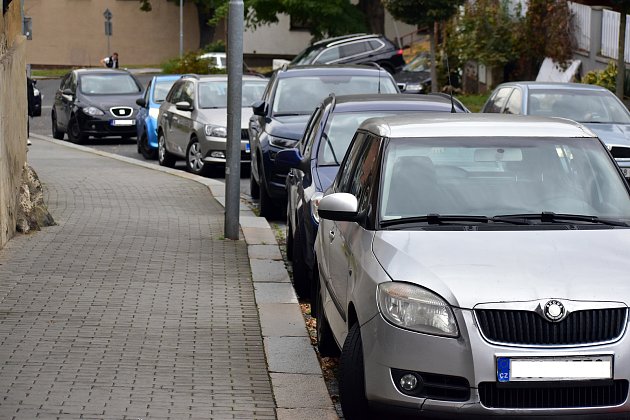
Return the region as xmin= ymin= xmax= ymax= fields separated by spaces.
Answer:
xmin=311 ymin=192 xmax=324 ymax=224
xmin=149 ymin=108 xmax=160 ymax=119
xmin=378 ymin=283 xmax=458 ymax=337
xmin=83 ymin=106 xmax=105 ymax=116
xmin=405 ymin=83 xmax=423 ymax=92
xmin=205 ymin=124 xmax=227 ymax=138
xmin=269 ymin=136 xmax=296 ymax=149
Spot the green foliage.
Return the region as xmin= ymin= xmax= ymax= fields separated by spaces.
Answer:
xmin=203 ymin=39 xmax=226 ymax=53
xmin=455 ymin=93 xmax=490 ymax=113
xmin=382 ymin=0 xmax=463 ymax=28
xmin=582 ymin=61 xmax=617 ymax=93
xmin=161 ymin=51 xmax=227 ymax=74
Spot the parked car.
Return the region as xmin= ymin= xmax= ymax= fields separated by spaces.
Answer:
xmin=248 ymin=65 xmax=398 ymax=218
xmin=314 ymin=113 xmax=630 ymax=418
xmin=28 ymin=77 xmax=42 ymax=117
xmin=198 ymin=52 xmax=226 ymax=69
xmin=276 ymin=94 xmax=468 ymax=298
xmin=51 ymin=68 xmax=144 ymax=143
xmin=135 ymin=75 xmax=181 ymax=159
xmin=290 ymin=34 xmax=405 ymax=74
xmin=481 ymin=82 xmax=630 ymax=177
xmin=157 ymin=74 xmax=268 ymax=175
xmin=393 ymin=51 xmax=430 ymax=94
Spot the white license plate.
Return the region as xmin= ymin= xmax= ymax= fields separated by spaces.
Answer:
xmin=497 ymin=355 xmax=613 ymax=382
xmin=110 ymin=119 xmax=135 ymax=126
xmin=622 ymin=167 xmax=630 ymax=178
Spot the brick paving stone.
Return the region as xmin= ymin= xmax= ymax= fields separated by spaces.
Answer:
xmin=0 ymin=141 xmax=276 ymax=419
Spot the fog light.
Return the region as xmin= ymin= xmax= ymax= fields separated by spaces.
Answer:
xmin=210 ymin=151 xmax=225 ymax=159
xmin=400 ymin=374 xmax=419 ymax=391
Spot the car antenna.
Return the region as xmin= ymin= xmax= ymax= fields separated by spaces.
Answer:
xmin=445 ymin=54 xmax=456 ymax=113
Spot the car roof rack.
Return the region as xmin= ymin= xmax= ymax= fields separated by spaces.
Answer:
xmin=181 ymin=74 xmax=200 ymax=79
xmin=361 ymin=62 xmax=383 ymax=71
xmin=327 ymin=34 xmax=376 ymax=47
xmin=313 ymin=33 xmax=369 ymax=47
xmin=281 ymin=63 xmax=290 ymax=72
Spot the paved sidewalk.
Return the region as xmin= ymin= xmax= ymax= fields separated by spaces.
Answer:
xmin=0 ymin=137 xmax=336 ymax=419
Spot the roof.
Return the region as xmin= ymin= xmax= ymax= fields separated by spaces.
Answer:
xmin=179 ymin=74 xmax=267 ymax=82
xmin=278 ymin=64 xmax=390 ymax=77
xmin=74 ymin=68 xmax=132 ymax=75
xmin=325 ymin=94 xmax=458 ymax=113
xmin=311 ymin=33 xmax=370 ymax=47
xmin=358 ymin=114 xmax=597 ymax=139
xmin=497 ymin=81 xmax=608 ymax=92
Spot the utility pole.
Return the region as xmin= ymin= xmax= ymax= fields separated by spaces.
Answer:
xmin=104 ymin=9 xmax=113 ymax=57
xmin=179 ymin=0 xmax=183 ymax=58
xmin=224 ymin=0 xmax=244 ymax=240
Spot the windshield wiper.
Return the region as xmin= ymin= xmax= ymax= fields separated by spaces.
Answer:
xmin=381 ymin=214 xmax=532 ymax=228
xmin=494 ymin=212 xmax=629 ymax=227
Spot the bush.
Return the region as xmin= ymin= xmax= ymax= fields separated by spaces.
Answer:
xmin=582 ymin=61 xmax=617 ymax=93
xmin=202 ymin=40 xmax=226 ymax=53
xmin=161 ymin=51 xmax=227 ymax=75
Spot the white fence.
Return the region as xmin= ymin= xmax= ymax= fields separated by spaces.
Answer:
xmin=601 ymin=8 xmax=630 ymax=63
xmin=568 ymin=1 xmax=590 ymax=51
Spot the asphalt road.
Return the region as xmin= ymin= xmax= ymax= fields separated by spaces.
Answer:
xmin=29 ymin=74 xmax=254 ymax=201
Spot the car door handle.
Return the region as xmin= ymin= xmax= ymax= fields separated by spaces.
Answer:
xmin=329 ymin=230 xmax=335 ymax=242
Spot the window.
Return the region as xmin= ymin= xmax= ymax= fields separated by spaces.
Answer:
xmin=503 ymin=88 xmax=522 ymax=114
xmin=337 ymin=132 xmax=368 ymax=193
xmin=348 ymin=136 xmax=381 ymax=212
xmin=484 ymin=87 xmax=512 ymax=113
xmin=314 ymin=46 xmax=341 ymax=64
xmin=300 ymin=107 xmax=324 ymax=159
xmin=167 ymin=81 xmax=184 ymax=103
xmin=180 ymin=82 xmax=195 ymax=105
xmin=339 ymin=41 xmax=368 ymax=58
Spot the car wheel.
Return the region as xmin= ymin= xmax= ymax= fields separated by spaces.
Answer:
xmin=136 ymin=134 xmax=142 ymax=153
xmin=315 ymin=277 xmax=339 ymax=357
xmin=250 ymin=164 xmax=260 ymax=199
xmin=158 ymin=131 xmax=176 ymax=168
xmin=67 ymin=116 xmax=87 ymax=144
xmin=51 ymin=112 xmax=64 ymax=140
xmin=186 ymin=138 xmax=208 ymax=176
xmin=291 ymin=225 xmax=310 ymax=298
xmin=339 ymin=323 xmax=369 ymax=420
xmin=140 ymin=132 xmax=157 ymax=160
xmin=286 ymin=217 xmax=293 ymax=261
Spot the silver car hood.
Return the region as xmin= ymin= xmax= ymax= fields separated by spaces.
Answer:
xmin=199 ymin=107 xmax=252 ymax=129
xmin=372 ymin=229 xmax=630 ymax=309
xmin=584 ymin=123 xmax=630 ymax=148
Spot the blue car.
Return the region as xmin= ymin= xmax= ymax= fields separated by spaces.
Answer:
xmin=135 ymin=75 xmax=181 ymax=159
xmin=276 ymin=94 xmax=469 ymax=299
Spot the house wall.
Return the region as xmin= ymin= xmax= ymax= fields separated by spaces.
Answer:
xmin=0 ymin=1 xmax=28 ymax=249
xmin=23 ymin=0 xmax=199 ymax=67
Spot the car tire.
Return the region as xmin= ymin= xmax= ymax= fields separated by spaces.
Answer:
xmin=136 ymin=134 xmax=142 ymax=153
xmin=139 ymin=132 xmax=157 ymax=160
xmin=286 ymin=216 xmax=293 ymax=261
xmin=67 ymin=116 xmax=87 ymax=144
xmin=291 ymin=225 xmax=310 ymax=298
xmin=339 ymin=323 xmax=369 ymax=420
xmin=259 ymin=178 xmax=277 ymax=219
xmin=51 ymin=112 xmax=64 ymax=140
xmin=186 ymin=138 xmax=208 ymax=176
xmin=316 ymin=278 xmax=339 ymax=357
xmin=250 ymin=164 xmax=260 ymax=199
xmin=158 ymin=131 xmax=176 ymax=168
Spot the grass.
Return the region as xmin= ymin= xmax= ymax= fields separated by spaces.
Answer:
xmin=31 ymin=68 xmax=73 ymax=78
xmin=456 ymin=93 xmax=491 ymax=113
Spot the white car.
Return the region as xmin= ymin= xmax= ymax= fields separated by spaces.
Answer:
xmin=315 ymin=114 xmax=630 ymax=418
xmin=198 ymin=52 xmax=226 ymax=69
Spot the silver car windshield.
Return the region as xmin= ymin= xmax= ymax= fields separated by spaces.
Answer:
xmin=528 ymin=90 xmax=630 ymax=124
xmin=380 ymin=137 xmax=630 ymax=221
xmin=272 ymin=75 xmax=398 ymax=116
xmin=198 ymin=80 xmax=268 ymax=108
xmin=79 ymin=74 xmax=142 ymax=95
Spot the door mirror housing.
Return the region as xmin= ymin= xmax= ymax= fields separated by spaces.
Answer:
xmin=397 ymin=83 xmax=407 ymax=92
xmin=318 ymin=193 xmax=359 ymax=222
xmin=252 ymin=100 xmax=267 ymax=117
xmin=136 ymin=98 xmax=147 ymax=108
xmin=62 ymin=88 xmax=74 ymax=97
xmin=175 ymin=101 xmax=193 ymax=112
xmin=275 ymin=148 xmax=309 ymax=172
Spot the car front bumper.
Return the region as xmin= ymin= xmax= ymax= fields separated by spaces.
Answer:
xmin=201 ymin=135 xmax=251 ymax=164
xmin=77 ymin=112 xmax=137 ymax=137
xmin=360 ymin=310 xmax=630 ymax=417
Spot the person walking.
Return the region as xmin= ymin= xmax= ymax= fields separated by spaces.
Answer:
xmin=100 ymin=52 xmax=119 ymax=68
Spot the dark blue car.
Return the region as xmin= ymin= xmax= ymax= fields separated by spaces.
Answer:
xmin=276 ymin=94 xmax=469 ymax=298
xmin=135 ymin=74 xmax=181 ymax=159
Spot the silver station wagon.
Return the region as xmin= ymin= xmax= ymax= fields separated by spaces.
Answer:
xmin=314 ymin=114 xmax=630 ymax=418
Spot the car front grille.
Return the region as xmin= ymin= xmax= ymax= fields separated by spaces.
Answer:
xmin=110 ymin=107 xmax=133 ymax=118
xmin=610 ymin=146 xmax=630 ymax=159
xmin=475 ymin=308 xmax=627 ymax=346
xmin=241 ymin=129 xmax=250 ymax=140
xmin=479 ymin=380 xmax=629 ymax=409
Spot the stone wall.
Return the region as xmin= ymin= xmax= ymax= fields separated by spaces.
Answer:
xmin=0 ymin=2 xmax=27 ymax=249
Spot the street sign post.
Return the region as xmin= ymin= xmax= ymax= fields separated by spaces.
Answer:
xmin=104 ymin=8 xmax=112 ymax=56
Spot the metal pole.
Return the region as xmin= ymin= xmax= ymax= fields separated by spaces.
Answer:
xmin=179 ymin=0 xmax=184 ymax=58
xmin=225 ymin=0 xmax=244 ymax=240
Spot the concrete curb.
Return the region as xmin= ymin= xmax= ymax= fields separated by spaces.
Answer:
xmin=28 ymin=133 xmax=338 ymax=419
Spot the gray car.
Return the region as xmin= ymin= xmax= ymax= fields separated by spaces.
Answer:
xmin=314 ymin=114 xmax=630 ymax=418
xmin=157 ymin=74 xmax=268 ymax=175
xmin=481 ymin=82 xmax=630 ymax=178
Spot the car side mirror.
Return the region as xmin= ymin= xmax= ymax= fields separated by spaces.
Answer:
xmin=252 ymin=100 xmax=267 ymax=117
xmin=397 ymin=83 xmax=407 ymax=92
xmin=275 ymin=148 xmax=309 ymax=171
xmin=318 ymin=193 xmax=358 ymax=222
xmin=136 ymin=98 xmax=147 ymax=108
xmin=62 ymin=88 xmax=74 ymax=97
xmin=176 ymin=101 xmax=193 ymax=112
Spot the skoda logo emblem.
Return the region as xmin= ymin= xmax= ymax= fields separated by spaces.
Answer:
xmin=544 ymin=300 xmax=566 ymax=322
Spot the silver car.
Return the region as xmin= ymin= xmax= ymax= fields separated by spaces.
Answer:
xmin=314 ymin=114 xmax=630 ymax=418
xmin=157 ymin=74 xmax=268 ymax=175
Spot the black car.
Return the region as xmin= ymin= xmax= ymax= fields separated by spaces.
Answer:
xmin=393 ymin=51 xmax=431 ymax=94
xmin=51 ymin=68 xmax=144 ymax=143
xmin=290 ymin=34 xmax=405 ymax=74
xmin=275 ymin=94 xmax=469 ymax=298
xmin=248 ymin=65 xmax=399 ymax=218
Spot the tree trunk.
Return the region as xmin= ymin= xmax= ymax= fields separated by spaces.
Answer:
xmin=357 ymin=0 xmax=384 ymax=35
xmin=617 ymin=4 xmax=627 ymax=100
xmin=197 ymin=4 xmax=217 ymax=49
xmin=430 ymin=22 xmax=438 ymax=93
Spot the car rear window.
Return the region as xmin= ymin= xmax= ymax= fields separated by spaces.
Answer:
xmin=79 ymin=74 xmax=142 ymax=95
